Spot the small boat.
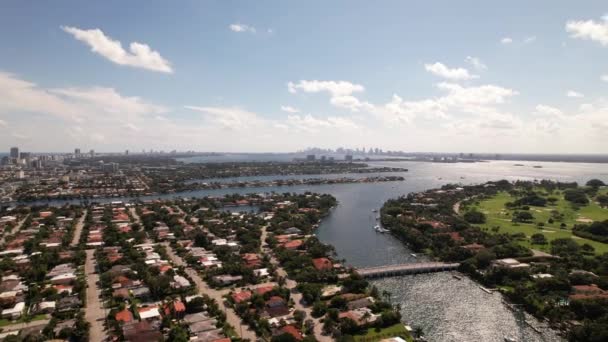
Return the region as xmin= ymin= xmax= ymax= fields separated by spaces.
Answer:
xmin=374 ymin=225 xmax=389 ymax=233
xmin=504 ymin=337 xmax=517 ymax=342
xmin=372 ymin=209 xmax=378 ymax=213
xmin=452 ymin=274 xmax=462 ymax=280
xmin=410 ymin=253 xmax=417 ymax=258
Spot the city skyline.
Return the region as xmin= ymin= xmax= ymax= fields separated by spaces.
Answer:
xmin=1 ymin=1 xmax=608 ymax=153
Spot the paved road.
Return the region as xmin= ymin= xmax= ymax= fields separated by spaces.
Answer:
xmin=85 ymin=250 xmax=107 ymax=342
xmin=260 ymin=226 xmax=330 ymax=342
xmin=162 ymin=243 xmax=258 ymax=341
xmin=70 ymin=210 xmax=87 ymax=247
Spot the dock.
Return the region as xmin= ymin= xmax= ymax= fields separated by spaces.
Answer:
xmin=356 ymin=262 xmax=460 ymax=278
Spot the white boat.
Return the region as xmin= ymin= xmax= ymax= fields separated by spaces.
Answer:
xmin=374 ymin=225 xmax=388 ymax=233
xmin=372 ymin=209 xmax=378 ymax=212
xmin=410 ymin=253 xmax=417 ymax=258
xmin=504 ymin=338 xmax=516 ymax=342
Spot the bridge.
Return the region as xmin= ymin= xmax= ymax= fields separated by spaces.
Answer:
xmin=356 ymin=262 xmax=460 ymax=278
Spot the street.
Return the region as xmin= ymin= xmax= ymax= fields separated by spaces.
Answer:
xmin=70 ymin=209 xmax=87 ymax=247
xmin=162 ymin=242 xmax=258 ymax=341
xmin=84 ymin=249 xmax=107 ymax=342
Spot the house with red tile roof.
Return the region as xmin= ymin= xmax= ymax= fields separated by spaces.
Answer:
xmin=232 ymin=291 xmax=252 ymax=304
xmin=254 ymin=285 xmax=275 ymax=296
xmin=115 ymin=308 xmax=134 ymax=323
xmin=282 ymin=239 xmax=304 ymax=250
xmin=278 ymin=325 xmax=303 ymax=341
xmin=570 ymin=284 xmax=608 ymax=300
xmin=312 ymin=258 xmax=333 ymax=271
xmin=242 ymin=253 xmax=262 ymax=268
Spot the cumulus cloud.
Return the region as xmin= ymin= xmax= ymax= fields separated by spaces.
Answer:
xmin=501 ymin=37 xmax=513 ymax=44
xmin=566 ymin=90 xmax=584 ymax=98
xmin=61 ymin=26 xmax=173 ymax=73
xmin=0 ymin=119 xmax=7 ymax=127
xmin=465 ymin=56 xmax=487 ymax=70
xmin=229 ymin=23 xmax=256 ymax=33
xmin=524 ymin=36 xmax=537 ymax=43
xmin=601 ymin=75 xmax=608 ymax=82
xmin=424 ymin=62 xmax=478 ymax=80
xmin=566 ymin=18 xmax=608 ymax=46
xmin=280 ymin=105 xmax=300 ymax=113
xmin=288 ymin=77 xmax=518 ymax=128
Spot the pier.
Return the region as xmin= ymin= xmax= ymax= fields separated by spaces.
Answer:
xmin=356 ymin=262 xmax=460 ymax=278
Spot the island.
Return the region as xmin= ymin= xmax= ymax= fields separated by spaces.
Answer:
xmin=380 ymin=179 xmax=608 ymax=341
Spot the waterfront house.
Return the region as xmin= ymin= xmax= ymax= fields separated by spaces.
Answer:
xmin=312 ymin=257 xmax=333 ymax=271
xmin=570 ymin=284 xmax=608 ymax=300
xmin=491 ymin=258 xmax=530 ymax=269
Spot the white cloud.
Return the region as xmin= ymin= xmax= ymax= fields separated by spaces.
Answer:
xmin=465 ymin=56 xmax=487 ymax=70
xmin=535 ymin=104 xmax=564 ymax=117
xmin=601 ymin=75 xmax=608 ymax=82
xmin=566 ymin=90 xmax=584 ymax=98
xmin=185 ymin=106 xmax=263 ymax=130
xmin=0 ymin=71 xmax=172 ymax=149
xmin=0 ymin=119 xmax=7 ymax=127
xmin=524 ymin=36 xmax=537 ymax=43
xmin=501 ymin=37 xmax=513 ymax=44
xmin=566 ymin=18 xmax=608 ymax=46
xmin=424 ymin=62 xmax=478 ymax=80
xmin=229 ymin=23 xmax=256 ymax=33
xmin=280 ymin=105 xmax=300 ymax=113
xmin=287 ymin=80 xmax=365 ymax=96
xmin=288 ymin=77 xmax=518 ymax=129
xmin=61 ymin=26 xmax=173 ymax=73
xmin=286 ymin=114 xmax=359 ymax=132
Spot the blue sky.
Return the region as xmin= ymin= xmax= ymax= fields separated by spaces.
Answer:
xmin=1 ymin=0 xmax=607 ymax=153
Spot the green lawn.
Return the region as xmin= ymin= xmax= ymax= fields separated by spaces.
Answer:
xmin=0 ymin=314 xmax=48 ymax=327
xmin=353 ymin=323 xmax=413 ymax=342
xmin=464 ymin=188 xmax=608 ymax=255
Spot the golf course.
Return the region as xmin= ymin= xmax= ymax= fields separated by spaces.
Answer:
xmin=462 ymin=186 xmax=608 ymax=254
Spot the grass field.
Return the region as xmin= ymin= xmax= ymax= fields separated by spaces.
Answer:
xmin=464 ymin=188 xmax=608 ymax=255
xmin=353 ymin=323 xmax=413 ymax=342
xmin=0 ymin=314 xmax=48 ymax=327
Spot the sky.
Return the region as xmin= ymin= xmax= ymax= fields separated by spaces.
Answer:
xmin=1 ymin=1 xmax=608 ymax=153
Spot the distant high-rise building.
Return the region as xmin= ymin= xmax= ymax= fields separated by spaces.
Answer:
xmin=345 ymin=155 xmax=353 ymax=162
xmin=10 ymin=147 xmax=19 ymax=159
xmin=75 ymin=148 xmax=81 ymax=157
xmin=125 ymin=150 xmax=129 ymax=156
xmin=90 ymin=149 xmax=95 ymax=158
xmin=102 ymin=162 xmax=119 ymax=173
xmin=306 ymin=154 xmax=316 ymax=161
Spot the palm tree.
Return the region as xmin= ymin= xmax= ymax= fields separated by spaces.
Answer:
xmin=381 ymin=290 xmax=391 ymax=303
xmin=413 ymin=326 xmax=424 ymax=339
